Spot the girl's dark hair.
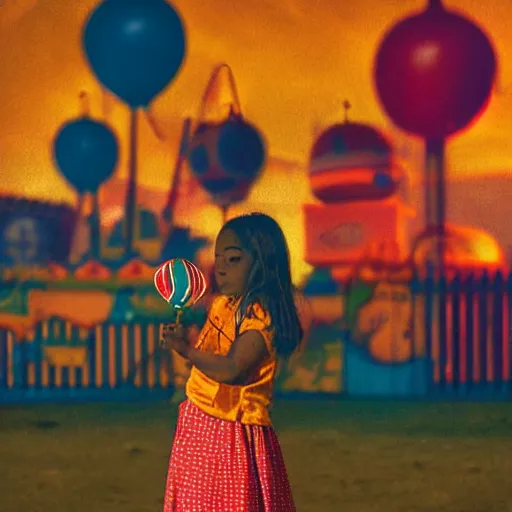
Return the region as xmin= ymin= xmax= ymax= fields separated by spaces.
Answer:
xmin=221 ymin=212 xmax=303 ymax=358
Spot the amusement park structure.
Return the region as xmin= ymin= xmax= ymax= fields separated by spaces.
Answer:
xmin=0 ymin=0 xmax=510 ymax=404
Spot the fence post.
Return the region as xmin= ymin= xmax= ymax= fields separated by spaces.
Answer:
xmin=477 ymin=271 xmax=489 ymax=394
xmin=424 ymin=269 xmax=434 ymax=394
xmin=127 ymin=322 xmax=136 ymax=389
xmin=33 ymin=321 xmax=43 ymax=391
xmin=410 ymin=273 xmax=420 ymax=355
xmin=13 ymin=336 xmax=27 ymax=390
xmin=464 ymin=274 xmax=475 ymax=394
xmin=88 ymin=327 xmax=97 ymax=391
xmin=0 ymin=328 xmax=7 ymax=392
xmin=491 ymin=271 xmax=504 ymax=394
xmin=139 ymin=321 xmax=149 ymax=389
xmin=410 ymin=272 xmax=426 ymax=396
xmin=450 ymin=274 xmax=461 ymax=397
xmin=438 ymin=273 xmax=447 ymax=393
xmin=507 ymin=272 xmax=512 ymax=396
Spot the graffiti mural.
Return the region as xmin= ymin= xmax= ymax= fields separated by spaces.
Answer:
xmin=346 ymin=277 xmax=425 ymax=363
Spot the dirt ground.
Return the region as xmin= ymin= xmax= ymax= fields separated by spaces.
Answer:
xmin=1 ymin=399 xmax=511 ymax=512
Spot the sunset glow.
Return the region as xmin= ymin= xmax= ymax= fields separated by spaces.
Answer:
xmin=1 ymin=0 xmax=511 ymax=283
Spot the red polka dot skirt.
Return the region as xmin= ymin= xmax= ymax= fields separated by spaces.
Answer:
xmin=163 ymin=400 xmax=296 ymax=511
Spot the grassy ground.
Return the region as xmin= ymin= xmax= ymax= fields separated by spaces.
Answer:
xmin=1 ymin=399 xmax=512 ymax=512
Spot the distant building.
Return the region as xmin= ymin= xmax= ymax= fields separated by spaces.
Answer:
xmin=0 ymin=196 xmax=77 ymax=266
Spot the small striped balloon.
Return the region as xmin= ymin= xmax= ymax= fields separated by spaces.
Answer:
xmin=154 ymin=258 xmax=208 ymax=309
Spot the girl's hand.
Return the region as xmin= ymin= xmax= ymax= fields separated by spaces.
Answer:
xmin=160 ymin=323 xmax=190 ymax=359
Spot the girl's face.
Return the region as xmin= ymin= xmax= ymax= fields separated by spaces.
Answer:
xmin=214 ymin=228 xmax=253 ymax=297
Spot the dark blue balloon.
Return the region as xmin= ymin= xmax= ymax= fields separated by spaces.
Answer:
xmin=217 ymin=117 xmax=265 ymax=179
xmin=83 ymin=0 xmax=186 ymax=108
xmin=53 ymin=118 xmax=119 ymax=194
xmin=188 ymin=145 xmax=209 ymax=175
xmin=201 ymin=178 xmax=239 ymax=195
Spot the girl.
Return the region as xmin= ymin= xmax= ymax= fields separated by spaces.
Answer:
xmin=161 ymin=212 xmax=303 ymax=512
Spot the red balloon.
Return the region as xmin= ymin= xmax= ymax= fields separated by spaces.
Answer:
xmin=374 ymin=0 xmax=496 ymax=139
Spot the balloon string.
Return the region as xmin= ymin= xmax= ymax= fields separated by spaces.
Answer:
xmin=162 ymin=118 xmax=191 ymax=222
xmin=145 ymin=107 xmax=167 ymax=141
xmin=79 ymin=91 xmax=90 ymax=117
xmin=428 ymin=0 xmax=443 ymax=9
xmin=342 ymin=100 xmax=351 ymax=123
xmin=69 ymin=194 xmax=85 ymax=264
xmin=101 ymin=87 xmax=113 ymax=120
xmin=196 ymin=63 xmax=243 ymax=125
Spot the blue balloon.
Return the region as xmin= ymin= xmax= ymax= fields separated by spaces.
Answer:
xmin=217 ymin=116 xmax=265 ymax=179
xmin=83 ymin=0 xmax=186 ymax=108
xmin=201 ymin=178 xmax=239 ymax=195
xmin=53 ymin=117 xmax=119 ymax=194
xmin=188 ymin=145 xmax=209 ymax=175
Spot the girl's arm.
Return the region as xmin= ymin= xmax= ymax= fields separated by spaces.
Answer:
xmin=189 ymin=330 xmax=269 ymax=383
xmin=163 ymin=325 xmax=269 ymax=384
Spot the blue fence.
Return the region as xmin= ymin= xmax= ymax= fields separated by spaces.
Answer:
xmin=419 ymin=272 xmax=511 ymax=399
xmin=0 ymin=318 xmax=174 ymax=404
xmin=342 ymin=271 xmax=512 ymax=399
xmin=1 ymin=272 xmax=511 ymax=403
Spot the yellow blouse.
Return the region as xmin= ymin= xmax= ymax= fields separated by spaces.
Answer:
xmin=185 ymin=295 xmax=277 ymax=427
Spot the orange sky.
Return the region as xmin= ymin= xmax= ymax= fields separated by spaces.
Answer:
xmin=1 ymin=0 xmax=511 ymax=281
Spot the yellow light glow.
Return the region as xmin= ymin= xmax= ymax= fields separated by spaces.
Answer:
xmin=462 ymin=227 xmax=504 ymax=264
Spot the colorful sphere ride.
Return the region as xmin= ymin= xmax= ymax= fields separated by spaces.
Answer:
xmin=309 ymin=122 xmax=397 ymax=203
